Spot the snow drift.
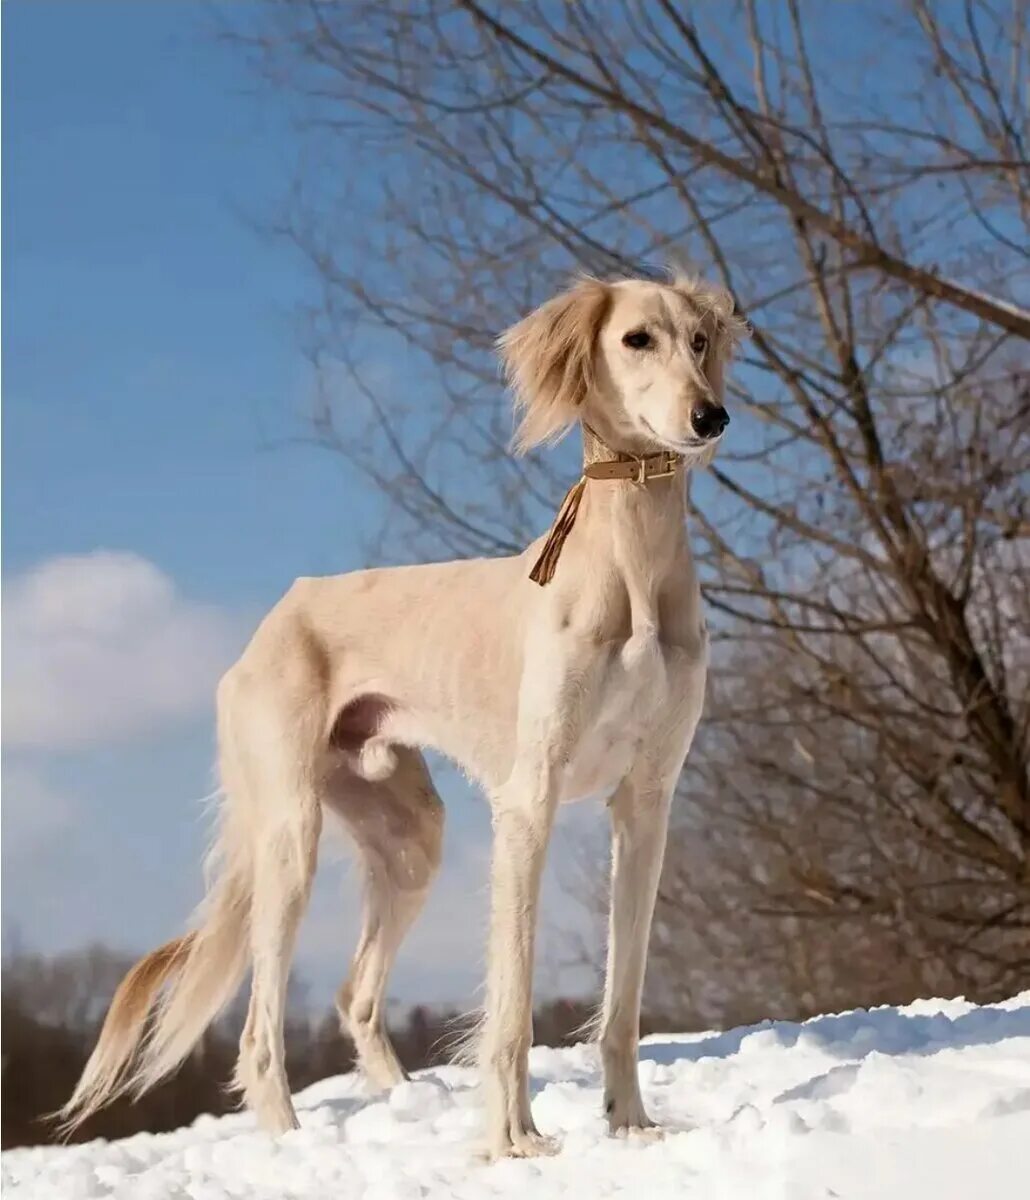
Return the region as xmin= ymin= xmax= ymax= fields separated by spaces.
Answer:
xmin=4 ymin=992 xmax=1028 ymax=1200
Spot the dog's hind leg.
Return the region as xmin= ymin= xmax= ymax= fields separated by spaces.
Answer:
xmin=326 ymin=747 xmax=445 ymax=1089
xmin=236 ymin=802 xmax=321 ymax=1132
xmin=225 ymin=660 xmax=325 ymax=1134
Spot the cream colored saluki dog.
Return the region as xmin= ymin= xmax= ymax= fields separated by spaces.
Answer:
xmin=61 ymin=272 xmax=745 ymax=1158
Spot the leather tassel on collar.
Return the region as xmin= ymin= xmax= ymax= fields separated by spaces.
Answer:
xmin=528 ymin=476 xmax=588 ymax=585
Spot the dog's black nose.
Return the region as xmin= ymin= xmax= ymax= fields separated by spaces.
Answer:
xmin=691 ymin=402 xmax=730 ymax=440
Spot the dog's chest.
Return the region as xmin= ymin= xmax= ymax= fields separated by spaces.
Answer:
xmin=561 ymin=628 xmax=678 ymax=802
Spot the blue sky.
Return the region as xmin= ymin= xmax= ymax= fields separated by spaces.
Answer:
xmin=2 ymin=1 xmax=597 ymax=1010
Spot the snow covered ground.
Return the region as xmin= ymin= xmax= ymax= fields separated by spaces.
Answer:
xmin=5 ymin=992 xmax=1029 ymax=1200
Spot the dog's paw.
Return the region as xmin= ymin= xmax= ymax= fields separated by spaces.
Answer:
xmin=490 ymin=1128 xmax=561 ymax=1160
xmin=614 ymin=1122 xmax=666 ymax=1143
xmin=606 ymin=1093 xmax=653 ymax=1136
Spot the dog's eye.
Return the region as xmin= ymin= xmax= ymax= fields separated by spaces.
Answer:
xmin=622 ymin=329 xmax=652 ymax=350
xmin=691 ymin=332 xmax=709 ymax=356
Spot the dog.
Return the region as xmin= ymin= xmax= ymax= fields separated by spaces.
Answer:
xmin=60 ymin=272 xmax=746 ymax=1158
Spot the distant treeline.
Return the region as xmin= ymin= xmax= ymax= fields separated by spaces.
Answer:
xmin=1 ymin=945 xmax=600 ymax=1149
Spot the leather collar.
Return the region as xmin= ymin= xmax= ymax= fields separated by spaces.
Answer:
xmin=528 ymin=429 xmax=684 ymax=585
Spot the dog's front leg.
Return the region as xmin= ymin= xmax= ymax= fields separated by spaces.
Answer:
xmin=598 ymin=775 xmax=674 ymax=1134
xmin=482 ymin=764 xmax=561 ymax=1160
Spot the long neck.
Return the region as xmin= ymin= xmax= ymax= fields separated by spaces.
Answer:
xmin=574 ymin=424 xmax=692 ymax=594
xmin=579 ymin=422 xmax=688 ymax=520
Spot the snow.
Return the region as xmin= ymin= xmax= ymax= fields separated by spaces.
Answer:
xmin=5 ymin=993 xmax=1029 ymax=1200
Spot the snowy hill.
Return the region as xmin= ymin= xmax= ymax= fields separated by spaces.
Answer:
xmin=4 ymin=993 xmax=1028 ymax=1200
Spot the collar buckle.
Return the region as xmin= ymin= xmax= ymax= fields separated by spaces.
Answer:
xmin=636 ymin=451 xmax=680 ymax=482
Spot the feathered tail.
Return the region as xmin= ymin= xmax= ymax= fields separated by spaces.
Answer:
xmin=56 ymin=810 xmax=252 ymax=1132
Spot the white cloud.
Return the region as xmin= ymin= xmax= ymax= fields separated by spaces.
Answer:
xmin=2 ymin=551 xmax=242 ymax=749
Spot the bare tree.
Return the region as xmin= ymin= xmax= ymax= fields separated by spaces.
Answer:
xmin=233 ymin=0 xmax=1030 ymax=1015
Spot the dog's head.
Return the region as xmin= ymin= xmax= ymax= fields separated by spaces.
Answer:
xmin=499 ymin=273 xmax=748 ymax=461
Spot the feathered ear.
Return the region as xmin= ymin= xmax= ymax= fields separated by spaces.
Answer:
xmin=708 ymin=286 xmax=751 ymax=353
xmin=498 ymin=277 xmax=612 ymax=455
